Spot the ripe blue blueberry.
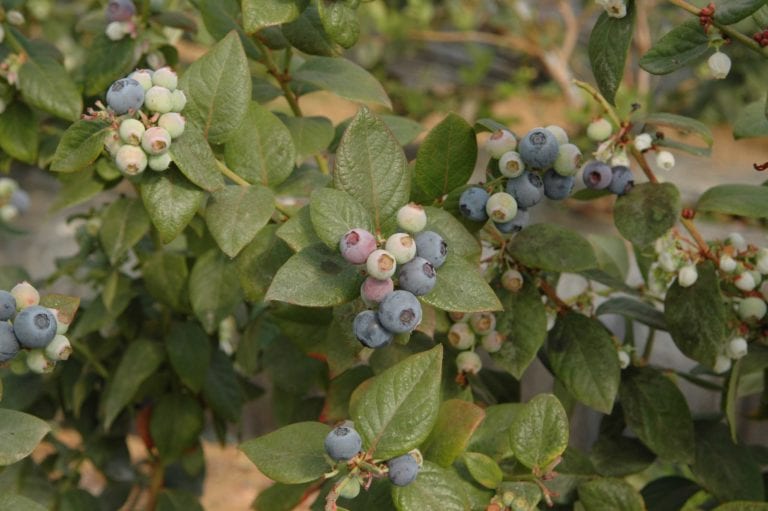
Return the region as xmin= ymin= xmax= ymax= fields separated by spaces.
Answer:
xmin=581 ymin=160 xmax=613 ymax=190
xmin=353 ymin=310 xmax=394 ymax=348
xmin=414 ymin=231 xmax=448 ymax=268
xmin=106 ymin=78 xmax=145 ymax=115
xmin=0 ymin=291 xmax=16 ymax=321
xmin=459 ymin=187 xmax=489 ymax=222
xmin=0 ymin=321 xmax=20 ymax=362
xmin=324 ymin=423 xmax=363 ymax=461
xmin=377 ymin=290 xmax=422 ymax=334
xmin=608 ymin=165 xmax=634 ymax=195
xmin=387 ymin=453 xmax=420 ymax=487
xmin=505 ymin=171 xmax=543 ymax=209
xmin=518 ymin=128 xmax=559 ymax=170
xmin=398 ymin=257 xmax=437 ymax=296
xmin=542 ymin=169 xmax=574 ymax=200
xmin=13 ymin=305 xmax=58 ymax=349
xmin=339 ymin=228 xmax=377 ymax=264
xmin=106 ymin=0 xmax=136 ymax=22
xmin=494 ymin=208 xmax=529 ymax=234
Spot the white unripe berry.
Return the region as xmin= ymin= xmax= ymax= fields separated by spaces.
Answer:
xmin=735 ymin=271 xmax=756 ymax=292
xmin=105 ymin=21 xmax=127 ymax=41
xmin=719 ymin=254 xmax=737 ymax=273
xmin=115 ymin=145 xmax=148 ymax=175
xmin=728 ymin=233 xmax=747 ymax=253
xmin=448 ymin=323 xmax=476 ymax=350
xmin=713 ymin=354 xmax=732 ymax=374
xmin=501 ymin=269 xmax=524 ymax=292
xmin=11 ymin=281 xmax=40 ymax=309
xmin=726 ymin=337 xmax=748 ymax=360
xmin=157 ymin=113 xmax=185 ymax=139
xmin=27 ymin=350 xmax=55 ymax=374
xmin=480 ymin=331 xmax=504 ymax=353
xmin=151 ymin=67 xmax=178 ymax=91
xmin=129 ymin=69 xmax=154 ymax=91
xmin=618 ymin=350 xmax=631 ymax=369
xmin=148 ymin=152 xmax=172 ymax=172
xmin=456 ymin=351 xmax=482 ymax=375
xmin=738 ymin=297 xmax=767 ymax=321
xmin=486 ymin=129 xmax=517 ymax=158
xmin=708 ymin=51 xmax=731 ymax=80
xmin=396 ymin=203 xmax=428 ymax=233
xmin=45 ymin=335 xmax=73 ymax=361
xmin=144 ymin=86 xmax=173 ymax=114
xmin=587 ymin=118 xmax=612 ymax=142
xmin=545 ymin=125 xmax=569 ymax=145
xmin=678 ymin=264 xmax=698 ymax=287
xmin=170 ymin=89 xmax=187 ymax=112
xmin=756 ymin=249 xmax=768 ymax=274
xmin=366 ymin=249 xmax=397 ymax=280
xmin=656 ymin=151 xmax=675 ymax=171
xmin=634 ymin=133 xmax=653 ymax=152
xmin=119 ymin=118 xmax=146 ymax=145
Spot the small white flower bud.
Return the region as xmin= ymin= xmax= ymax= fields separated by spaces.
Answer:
xmin=618 ymin=351 xmax=631 ymax=369
xmin=708 ymin=51 xmax=731 ymax=80
xmin=726 ymin=337 xmax=748 ymax=360
xmin=656 ymin=150 xmax=675 ymax=171
xmin=634 ymin=133 xmax=653 ymax=152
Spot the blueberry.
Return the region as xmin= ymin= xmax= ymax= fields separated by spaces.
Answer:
xmin=387 ymin=453 xmax=420 ymax=487
xmin=545 ymin=125 xmax=569 ymax=145
xmin=469 ymin=312 xmax=496 ymax=335
xmin=398 ymin=257 xmax=437 ymax=296
xmin=366 ymin=249 xmax=397 ymax=280
xmin=151 ymin=67 xmax=178 ymax=91
xmin=170 ymin=90 xmax=187 ymax=113
xmin=385 ymin=233 xmax=417 ymax=264
xmin=498 ymin=151 xmax=525 ymax=178
xmin=360 ymin=277 xmax=394 ymax=306
xmin=115 ymin=145 xmax=148 ymax=175
xmin=485 ymin=192 xmax=518 ymax=223
xmin=119 ymin=118 xmax=146 ymax=145
xmin=456 ymin=351 xmax=482 ymax=375
xmin=106 ymin=78 xmax=145 ymax=115
xmin=553 ymin=143 xmax=582 ymax=177
xmin=518 ymin=128 xmax=559 ymax=170
xmin=13 ymin=305 xmax=57 ymax=349
xmin=106 ymin=0 xmax=136 ymax=22
xmin=481 ymin=331 xmax=504 ymax=353
xmin=377 ymin=290 xmax=422 ymax=334
xmin=324 ymin=424 xmax=363 ymax=461
xmin=396 ymin=203 xmax=427 ymax=233
xmin=414 ymin=231 xmax=447 ymax=268
xmin=0 ymin=321 xmax=20 ymax=362
xmin=486 ymin=129 xmax=517 ymax=159
xmin=587 ymin=118 xmax=612 ymax=142
xmin=141 ymin=127 xmax=172 ymax=155
xmin=339 ymin=228 xmax=377 ymax=264
xmin=581 ymin=160 xmax=613 ymax=190
xmin=505 ymin=171 xmax=543 ymax=209
xmin=458 ymin=187 xmax=489 ymax=222
xmin=353 ymin=310 xmax=394 ymax=349
xmin=501 ymin=269 xmax=524 ymax=292
xmin=494 ymin=208 xmax=529 ymax=234
xmin=608 ymin=165 xmax=634 ymax=195
xmin=148 ymin=153 xmax=172 ymax=172
xmin=542 ymin=169 xmax=574 ymax=200
xmin=158 ymin=113 xmax=186 ymax=139
xmin=144 ymin=86 xmax=173 ymax=114
xmin=0 ymin=291 xmax=16 ymax=321
xmin=129 ymin=69 xmax=153 ymax=91
xmin=447 ymin=322 xmax=475 ymax=350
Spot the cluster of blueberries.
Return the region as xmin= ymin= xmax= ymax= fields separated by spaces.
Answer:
xmin=0 ymin=282 xmax=73 ymax=373
xmin=340 ymin=204 xmax=448 ymax=349
xmin=0 ymin=177 xmax=30 ymax=224
xmin=459 ymin=124 xmax=635 ymax=232
xmin=104 ymin=0 xmax=137 ymax=41
xmin=102 ymin=67 xmax=186 ymax=176
xmin=324 ymin=422 xmax=421 ymax=489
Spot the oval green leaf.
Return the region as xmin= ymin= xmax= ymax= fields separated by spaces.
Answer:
xmin=0 ymin=409 xmax=51 ymax=466
xmin=509 ymin=223 xmax=598 ymax=272
xmin=509 ymin=394 xmax=569 ymax=470
xmin=614 ymin=182 xmax=680 ymax=246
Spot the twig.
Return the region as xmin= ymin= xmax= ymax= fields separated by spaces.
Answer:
xmin=215 ymin=159 xmax=250 ymax=187
xmin=538 ymin=279 xmax=570 ymax=313
xmin=572 ymin=80 xmax=622 ymax=127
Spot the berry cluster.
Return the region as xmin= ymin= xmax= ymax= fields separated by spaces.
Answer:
xmin=102 ymin=68 xmax=186 ymax=176
xmin=753 ymin=28 xmax=768 ymax=47
xmin=461 ymin=126 xmax=583 ymax=233
xmin=341 ymin=204 xmax=448 ymax=349
xmin=0 ymin=282 xmax=73 ymax=373
xmin=0 ymin=177 xmax=30 ymax=224
xmin=105 ymin=0 xmax=137 ymax=41
xmin=324 ymin=422 xmax=421 ymax=488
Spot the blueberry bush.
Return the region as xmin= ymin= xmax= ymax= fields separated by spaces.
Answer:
xmin=1 ymin=0 xmax=768 ymax=510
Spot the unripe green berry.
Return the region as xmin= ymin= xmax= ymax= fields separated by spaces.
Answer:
xmin=170 ymin=89 xmax=187 ymax=112
xmin=366 ymin=249 xmax=397 ymax=280
xmin=11 ymin=281 xmax=39 ymax=310
xmin=498 ymin=151 xmax=525 ymax=178
xmin=27 ymin=350 xmax=55 ymax=374
xmin=148 ymin=152 xmax=172 ymax=172
xmin=480 ymin=331 xmax=503 ymax=353
xmin=0 ymin=205 xmax=18 ymax=222
xmin=448 ymin=322 xmax=475 ymax=350
xmin=338 ymin=477 xmax=361 ymax=499
xmin=104 ymin=129 xmax=122 ymax=157
xmin=385 ymin=233 xmax=417 ymax=264
xmin=151 ymin=67 xmax=178 ymax=91
xmin=396 ymin=203 xmax=428 ymax=233
xmin=486 ymin=129 xmax=517 ymax=158
xmin=545 ymin=124 xmax=569 ymax=145
xmin=587 ymin=118 xmax=612 ymax=142
xmin=105 ymin=20 xmax=128 ymax=41
xmin=45 ymin=334 xmax=72 ymax=361
xmin=141 ymin=126 xmax=172 ymax=155
xmin=448 ymin=311 xmax=469 ymax=323
xmin=456 ymin=351 xmax=482 ymax=375
xmin=738 ymin=297 xmax=766 ymax=321
xmin=553 ymin=143 xmax=582 ymax=177
xmin=470 ymin=312 xmax=496 ymax=335
xmin=115 ymin=145 xmax=148 ymax=175
xmin=119 ymin=118 xmax=146 ymax=145
xmin=485 ymin=192 xmax=518 ymax=223
xmin=158 ymin=113 xmax=185 ymax=139
xmin=756 ymin=248 xmax=768 ymax=274
xmin=618 ymin=350 xmax=631 ymax=369
xmin=144 ymin=86 xmax=173 ymax=113
xmin=129 ymin=69 xmax=154 ymax=91
xmin=501 ymin=269 xmax=524 ymax=292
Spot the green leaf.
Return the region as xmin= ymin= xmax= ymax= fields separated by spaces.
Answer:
xmin=0 ymin=494 xmax=47 ymax=511
xmin=641 ymin=112 xmax=713 ymax=150
xmin=166 ymin=322 xmax=211 ymax=393
xmin=733 ymin=100 xmax=768 ymax=139
xmin=473 ymin=118 xmax=508 ymax=133
xmin=413 ymin=113 xmax=477 ymax=202
xmin=179 ymin=31 xmax=251 ymax=144
xmin=293 ymin=56 xmax=390 ymax=109
xmin=142 ymin=251 xmax=189 ymax=311
xmin=252 ymin=483 xmax=313 ymax=511
xmin=589 ymin=234 xmax=630 ymax=282
xmin=265 ymin=244 xmax=362 ymax=307
xmin=236 ymin=225 xmax=293 ymax=302
xmin=202 ymin=349 xmax=244 ymax=422
xmin=596 ymin=297 xmax=667 ymax=331
xmin=0 ymin=102 xmax=38 ymax=164
xmin=240 ymin=422 xmax=332 ymax=484
xmin=101 ymin=339 xmax=165 ymax=429
xmin=391 ymin=462 xmax=470 ymax=511
xmin=224 ymin=102 xmax=296 ymax=187
xmin=169 ymin=125 xmax=225 ymax=192
xmin=206 ymin=184 xmax=275 ymax=257
xmin=716 ymin=0 xmax=767 ymax=24
xmin=242 ymin=0 xmax=300 ymax=33
xmin=281 ymin=6 xmax=337 ymax=56
xmin=462 ymin=452 xmax=503 ymax=490
xmin=614 ymin=183 xmax=680 ymax=246
xmin=466 ymin=403 xmax=521 ymax=461
xmin=150 ymin=394 xmax=204 ymax=462
xmin=491 ymin=283 xmax=548 ymax=379
xmin=697 ymin=184 xmax=768 ymax=218
xmin=140 ymin=169 xmax=205 ymax=243
xmin=18 ymin=55 xmax=82 ymax=121
xmin=664 ymin=261 xmax=727 ymax=368
xmin=195 ymin=0 xmax=261 ymax=60
xmin=82 ymin=33 xmax=136 ymax=96
xmin=578 ymin=478 xmax=645 ymax=511
xmin=334 ymin=107 xmax=409 ymax=232
xmin=0 ymin=409 xmax=50 ymax=466
xmin=317 ymin=0 xmax=360 ymax=48
xmin=156 ymin=490 xmax=204 ymax=511
xmin=280 ymin=115 xmax=335 ymax=159
xmin=351 ymin=345 xmax=443 ymax=459
xmin=725 ymin=358 xmax=741 ymax=442
xmin=276 ymin=206 xmax=322 ymax=252
xmin=691 ymin=421 xmax=764 ymax=502
xmin=189 ymin=250 xmax=242 ymax=333
xmin=591 ymin=428 xmax=655 ymax=477
xmin=422 ymin=399 xmax=486 ymax=468
xmin=639 ymin=20 xmax=709 ymax=75
xmin=420 ymin=256 xmax=502 ymax=312
xmin=619 ymin=367 xmax=695 ymax=463
xmin=713 ymin=503 xmax=768 ymax=511
xmin=99 ymin=198 xmax=151 ymax=264
xmin=50 ymin=167 xmax=106 ymax=211
xmin=509 ymin=223 xmax=598 ymax=272
xmin=50 ymin=120 xmax=111 ymax=173
xmin=509 ymin=394 xmax=569 ymax=470
xmin=39 ymin=294 xmax=81 ymax=326
xmin=423 ymin=207 xmax=481 ymax=262
xmin=588 ymin=0 xmax=636 ymax=104
xmin=547 ymin=313 xmax=620 ymax=414
xmin=310 ymin=188 xmax=373 ymax=249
